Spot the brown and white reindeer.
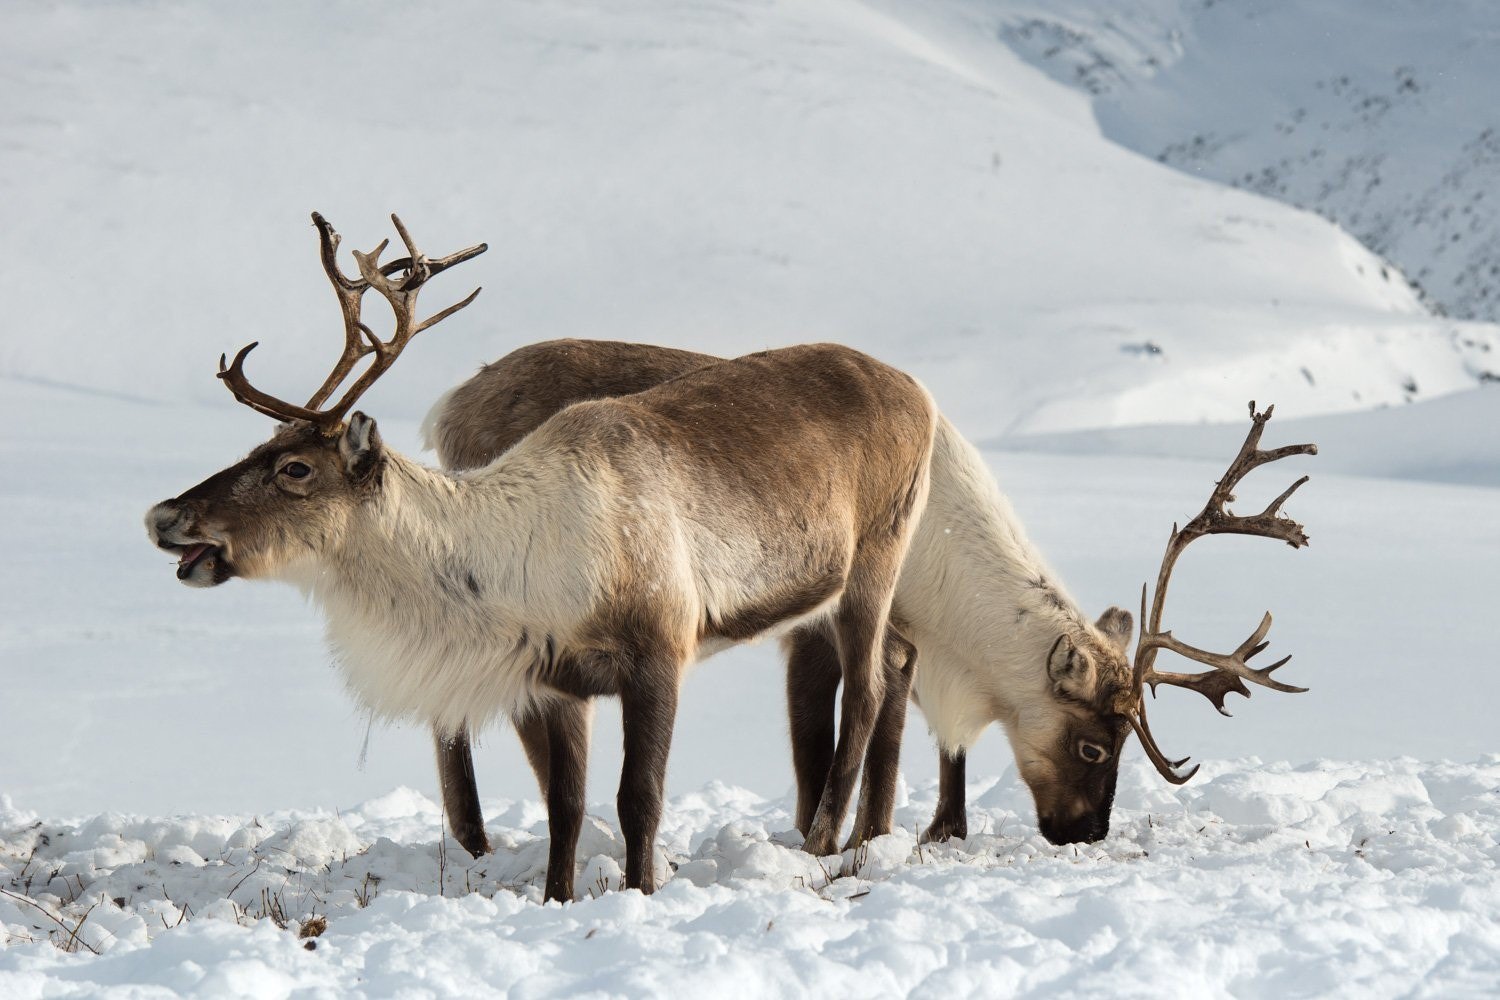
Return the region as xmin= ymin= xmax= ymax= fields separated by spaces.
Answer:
xmin=144 ymin=215 xmax=938 ymax=900
xmin=426 ymin=341 xmax=1316 ymax=847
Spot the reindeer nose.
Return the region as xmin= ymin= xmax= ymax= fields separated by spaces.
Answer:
xmin=1039 ymin=813 xmax=1109 ymax=846
xmin=146 ymin=502 xmax=183 ymax=547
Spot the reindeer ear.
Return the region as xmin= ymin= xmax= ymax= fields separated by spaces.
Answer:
xmin=1047 ymin=635 xmax=1097 ymax=700
xmin=340 ymin=412 xmax=384 ymax=483
xmin=1095 ymin=606 xmax=1135 ymax=653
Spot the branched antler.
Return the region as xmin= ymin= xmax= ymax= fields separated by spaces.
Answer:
xmin=216 ymin=212 xmax=487 ymax=429
xmin=1126 ymin=402 xmax=1317 ymax=783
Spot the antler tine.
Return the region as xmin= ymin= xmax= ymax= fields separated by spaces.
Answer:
xmin=1126 ymin=708 xmax=1199 ymax=785
xmin=216 ymin=213 xmax=487 ymax=427
xmin=1141 ymin=611 xmax=1309 ymax=716
xmin=217 ymin=343 xmax=323 ymax=423
xmin=371 ymin=241 xmax=489 ymax=285
xmin=389 ymin=214 xmax=430 ymax=290
xmin=1126 ymin=402 xmax=1315 ymax=782
xmin=311 ymin=212 xmax=365 ymax=293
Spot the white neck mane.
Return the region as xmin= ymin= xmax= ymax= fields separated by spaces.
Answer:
xmin=896 ymin=418 xmax=1096 ymax=750
xmin=285 ymin=447 xmax=611 ymax=733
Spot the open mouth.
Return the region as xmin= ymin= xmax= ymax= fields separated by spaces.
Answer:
xmin=175 ymin=542 xmax=222 ymax=580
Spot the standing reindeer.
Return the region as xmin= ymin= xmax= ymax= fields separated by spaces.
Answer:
xmin=427 ymin=341 xmax=1316 ymax=847
xmin=144 ymin=215 xmax=937 ymax=900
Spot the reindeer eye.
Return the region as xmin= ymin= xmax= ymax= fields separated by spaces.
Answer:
xmin=280 ymin=461 xmax=312 ymax=480
xmin=1079 ymin=741 xmax=1109 ymax=764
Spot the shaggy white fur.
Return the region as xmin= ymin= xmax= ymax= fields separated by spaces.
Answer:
xmin=894 ymin=418 xmax=1126 ymax=756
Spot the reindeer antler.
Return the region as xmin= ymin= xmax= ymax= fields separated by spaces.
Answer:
xmin=1127 ymin=402 xmax=1317 ymax=784
xmin=217 ymin=213 xmax=487 ymax=429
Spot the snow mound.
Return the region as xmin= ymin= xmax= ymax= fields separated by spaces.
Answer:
xmin=3 ymin=759 xmax=1498 ymax=996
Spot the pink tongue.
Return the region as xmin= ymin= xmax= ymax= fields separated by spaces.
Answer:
xmin=179 ymin=543 xmax=212 ymax=566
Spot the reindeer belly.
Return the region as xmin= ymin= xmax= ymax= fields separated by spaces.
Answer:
xmin=703 ymin=571 xmax=845 ymax=645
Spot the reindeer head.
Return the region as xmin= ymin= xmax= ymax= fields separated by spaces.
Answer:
xmin=145 ymin=213 xmax=484 ymax=586
xmin=1019 ymin=403 xmax=1316 ymax=844
xmin=1002 ymin=606 xmax=1134 ymax=844
xmin=145 ymin=415 xmax=386 ymax=586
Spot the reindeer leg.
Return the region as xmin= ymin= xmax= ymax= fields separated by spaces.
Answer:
xmin=784 ymin=627 xmax=843 ymax=834
xmin=845 ymin=627 xmax=916 ymax=849
xmin=618 ymin=664 xmax=679 ymax=894
xmin=921 ymin=748 xmax=968 ymax=843
xmin=540 ymin=697 xmax=591 ymax=902
xmin=803 ymin=563 xmax=895 ymax=857
xmin=514 ymin=708 xmax=553 ymax=800
xmin=434 ymin=726 xmax=489 ymax=858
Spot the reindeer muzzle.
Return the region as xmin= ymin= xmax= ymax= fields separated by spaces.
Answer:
xmin=146 ymin=502 xmax=231 ymax=588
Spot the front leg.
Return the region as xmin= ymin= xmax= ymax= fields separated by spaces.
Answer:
xmin=617 ymin=664 xmax=680 ymax=894
xmin=433 ymin=727 xmax=489 ymax=858
xmin=803 ymin=578 xmax=892 ymax=856
xmin=921 ymin=748 xmax=968 ymax=843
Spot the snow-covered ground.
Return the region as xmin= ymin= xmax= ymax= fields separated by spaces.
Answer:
xmin=3 ymin=0 xmax=1499 ymax=996
xmin=4 ymin=757 xmax=1499 ymax=996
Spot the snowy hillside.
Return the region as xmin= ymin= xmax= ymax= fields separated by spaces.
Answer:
xmin=993 ymin=0 xmax=1500 ymax=324
xmin=4 ymin=0 xmax=1500 ymax=995
xmin=2 ymin=0 xmax=1495 ymax=439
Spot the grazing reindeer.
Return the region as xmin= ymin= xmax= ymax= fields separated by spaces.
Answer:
xmin=144 ymin=216 xmax=937 ymax=899
xmin=427 ymin=341 xmax=1316 ymax=845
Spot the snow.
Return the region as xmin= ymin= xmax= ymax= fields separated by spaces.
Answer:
xmin=4 ymin=0 xmax=1500 ymax=995
xmin=4 ymin=758 xmax=1498 ymax=996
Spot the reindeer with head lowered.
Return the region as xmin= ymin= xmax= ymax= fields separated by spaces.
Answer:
xmin=425 ymin=341 xmax=1316 ymax=850
xmin=145 ymin=214 xmax=938 ymax=900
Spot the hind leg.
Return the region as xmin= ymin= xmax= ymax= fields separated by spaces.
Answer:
xmin=539 ymin=697 xmax=592 ymax=902
xmin=784 ymin=627 xmax=843 ymax=834
xmin=845 ymin=627 xmax=916 ymax=849
xmin=514 ymin=709 xmax=553 ymax=799
xmin=802 ymin=550 xmax=905 ymax=856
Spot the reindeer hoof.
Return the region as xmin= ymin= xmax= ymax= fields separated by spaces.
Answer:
xmin=455 ymin=833 xmax=491 ymax=859
xmin=803 ymin=831 xmax=839 ymax=857
xmin=919 ymin=818 xmax=967 ymax=845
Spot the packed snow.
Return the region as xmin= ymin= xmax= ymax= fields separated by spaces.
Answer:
xmin=3 ymin=0 xmax=1498 ymax=996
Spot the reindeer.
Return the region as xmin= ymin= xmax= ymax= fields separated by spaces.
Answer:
xmin=426 ymin=340 xmax=1316 ymax=846
xmin=144 ymin=215 xmax=938 ymax=900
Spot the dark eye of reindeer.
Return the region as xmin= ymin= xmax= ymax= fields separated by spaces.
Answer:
xmin=280 ymin=461 xmax=312 ymax=480
xmin=1079 ymin=741 xmax=1109 ymax=764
